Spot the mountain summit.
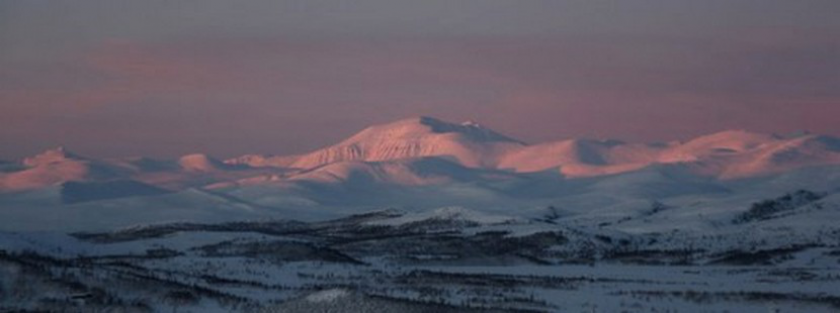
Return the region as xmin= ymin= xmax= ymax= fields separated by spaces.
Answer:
xmin=338 ymin=116 xmax=523 ymax=145
xmin=3 ymin=147 xmax=120 ymax=191
xmin=23 ymin=146 xmax=84 ymax=167
xmin=5 ymin=118 xmax=840 ymax=193
xmin=286 ymin=117 xmax=526 ymax=169
xmin=178 ymin=154 xmax=227 ymax=172
xmin=225 ymin=117 xmax=840 ymax=178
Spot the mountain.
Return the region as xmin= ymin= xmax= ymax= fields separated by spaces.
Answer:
xmin=287 ymin=157 xmax=515 ymax=186
xmin=178 ymin=153 xmax=229 ymax=172
xmin=497 ymin=139 xmax=662 ymax=177
xmin=226 ymin=153 xmax=299 ymax=168
xmin=21 ymin=146 xmax=83 ymax=167
xmin=3 ymin=117 xmax=840 ymax=228
xmin=233 ymin=118 xmax=840 ymax=179
xmin=659 ymin=132 xmax=840 ymax=178
xmin=663 ymin=130 xmax=779 ymax=160
xmin=4 ymin=119 xmax=840 ymax=313
xmin=495 ymin=130 xmax=840 ymax=178
xmin=212 ymin=157 xmax=523 ymax=210
xmin=236 ymin=117 xmax=526 ymax=169
xmin=0 ymin=149 xmax=274 ymax=192
xmin=4 ymin=120 xmax=840 ymax=193
xmin=0 ymin=147 xmax=125 ymax=191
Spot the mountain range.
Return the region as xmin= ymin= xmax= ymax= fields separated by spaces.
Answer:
xmin=2 ymin=116 xmax=840 ymax=231
xmin=4 ymin=117 xmax=840 ymax=312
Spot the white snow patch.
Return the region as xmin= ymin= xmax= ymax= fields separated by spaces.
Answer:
xmin=305 ymin=288 xmax=351 ymax=303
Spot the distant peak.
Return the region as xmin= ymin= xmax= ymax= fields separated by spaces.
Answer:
xmin=691 ymin=129 xmax=779 ymax=142
xmin=179 ymin=153 xmax=214 ymax=160
xmin=23 ymin=146 xmax=83 ymax=166
xmin=178 ymin=153 xmax=225 ymax=171
xmin=679 ymin=130 xmax=779 ymax=152
xmin=342 ymin=116 xmax=523 ymax=145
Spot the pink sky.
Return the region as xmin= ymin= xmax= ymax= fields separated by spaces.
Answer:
xmin=1 ymin=1 xmax=839 ymax=159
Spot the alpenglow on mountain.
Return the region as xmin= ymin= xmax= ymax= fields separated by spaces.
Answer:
xmin=4 ymin=117 xmax=840 ymax=313
xmin=225 ymin=116 xmax=840 ymax=179
xmin=2 ymin=116 xmax=840 ymax=231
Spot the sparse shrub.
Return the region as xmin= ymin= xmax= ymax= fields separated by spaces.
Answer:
xmin=733 ymin=189 xmax=826 ymax=224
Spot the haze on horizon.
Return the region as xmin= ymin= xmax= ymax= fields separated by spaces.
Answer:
xmin=1 ymin=0 xmax=839 ymax=159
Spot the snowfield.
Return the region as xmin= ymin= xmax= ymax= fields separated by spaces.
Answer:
xmin=1 ymin=201 xmax=839 ymax=312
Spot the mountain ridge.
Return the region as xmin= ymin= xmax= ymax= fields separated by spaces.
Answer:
xmin=4 ymin=117 xmax=840 ymax=192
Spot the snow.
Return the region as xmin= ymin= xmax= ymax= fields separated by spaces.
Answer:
xmin=305 ymin=289 xmax=351 ymax=303
xmin=2 ymin=117 xmax=840 ymax=233
xmin=22 ymin=146 xmax=83 ymax=167
xmin=286 ymin=116 xmax=525 ymax=169
xmin=3 ymin=117 xmax=840 ymax=313
xmin=178 ymin=153 xmax=227 ymax=172
xmin=1 ymin=191 xmax=838 ymax=312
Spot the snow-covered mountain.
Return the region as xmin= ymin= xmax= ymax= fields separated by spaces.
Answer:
xmin=2 ymin=116 xmax=840 ymax=231
xmin=3 ymin=117 xmax=840 ymax=313
xmin=177 ymin=153 xmax=231 ymax=172
xmin=228 ymin=117 xmax=840 ymax=179
xmin=231 ymin=117 xmax=525 ymax=169
xmin=0 ymin=147 xmax=126 ymax=191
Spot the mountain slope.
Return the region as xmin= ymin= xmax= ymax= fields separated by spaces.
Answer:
xmin=4 ymin=118 xmax=840 ymax=216
xmin=0 ymin=147 xmax=125 ymax=191
xmin=497 ymin=130 xmax=840 ymax=178
xmin=224 ymin=117 xmax=840 ymax=180
xmin=237 ymin=117 xmax=525 ymax=170
xmin=498 ymin=139 xmax=663 ymax=176
xmin=178 ymin=153 xmax=230 ymax=172
xmin=717 ymin=134 xmax=840 ymax=178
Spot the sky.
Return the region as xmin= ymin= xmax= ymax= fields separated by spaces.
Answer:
xmin=1 ymin=0 xmax=839 ymax=159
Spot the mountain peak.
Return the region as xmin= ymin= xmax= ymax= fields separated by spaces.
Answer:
xmin=345 ymin=116 xmax=523 ymax=145
xmin=178 ymin=153 xmax=226 ymax=172
xmin=23 ymin=146 xmax=84 ymax=167
xmin=696 ymin=129 xmax=776 ymax=140
xmin=679 ymin=130 xmax=779 ymax=152
xmin=288 ymin=117 xmax=524 ymax=169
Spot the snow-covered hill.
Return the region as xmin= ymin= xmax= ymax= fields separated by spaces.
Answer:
xmin=2 ymin=116 xmax=840 ymax=232
xmin=0 ymin=147 xmax=126 ymax=191
xmin=3 ymin=119 xmax=840 ymax=312
xmin=264 ymin=117 xmax=524 ymax=169
xmin=227 ymin=117 xmax=840 ymax=178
